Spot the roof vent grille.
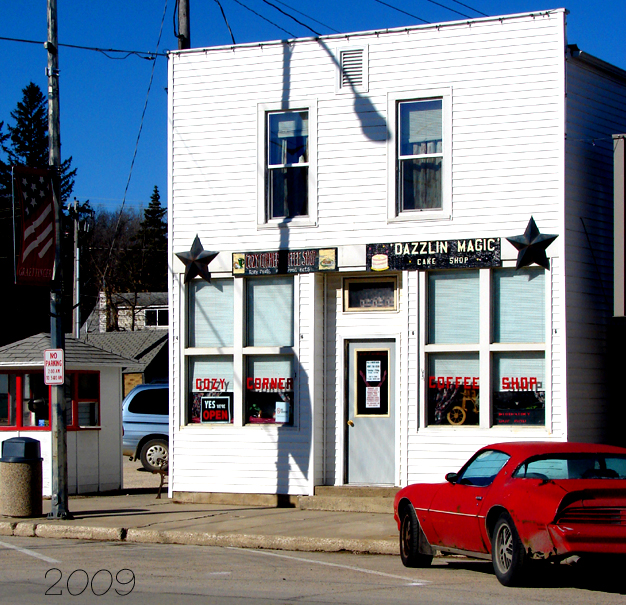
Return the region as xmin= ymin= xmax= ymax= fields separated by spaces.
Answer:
xmin=340 ymin=49 xmax=363 ymax=88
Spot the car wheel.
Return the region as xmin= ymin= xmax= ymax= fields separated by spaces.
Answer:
xmin=140 ymin=439 xmax=168 ymax=472
xmin=492 ymin=512 xmax=526 ymax=586
xmin=399 ymin=506 xmax=433 ymax=568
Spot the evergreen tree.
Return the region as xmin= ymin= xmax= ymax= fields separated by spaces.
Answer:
xmin=133 ymin=186 xmax=168 ymax=292
xmin=0 ymin=82 xmax=76 ymax=202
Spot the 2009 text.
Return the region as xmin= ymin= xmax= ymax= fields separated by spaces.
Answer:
xmin=44 ymin=568 xmax=135 ymax=596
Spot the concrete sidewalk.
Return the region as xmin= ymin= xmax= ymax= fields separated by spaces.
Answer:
xmin=0 ymin=489 xmax=400 ymax=556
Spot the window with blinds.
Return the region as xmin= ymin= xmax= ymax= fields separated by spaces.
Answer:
xmin=493 ymin=268 xmax=545 ymax=343
xmin=189 ymin=279 xmax=234 ymax=348
xmin=246 ymin=276 xmax=294 ymax=347
xmin=428 ymin=270 xmax=479 ymax=344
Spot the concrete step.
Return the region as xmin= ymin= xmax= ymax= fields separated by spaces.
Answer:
xmin=298 ymin=486 xmax=400 ymax=514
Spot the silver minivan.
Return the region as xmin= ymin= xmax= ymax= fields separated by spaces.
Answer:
xmin=122 ymin=383 xmax=169 ymax=472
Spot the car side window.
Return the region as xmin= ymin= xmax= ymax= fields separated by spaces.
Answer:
xmin=457 ymin=450 xmax=510 ymax=487
xmin=128 ymin=389 xmax=169 ymax=415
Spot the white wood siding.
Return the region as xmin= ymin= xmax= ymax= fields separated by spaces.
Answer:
xmin=564 ymin=58 xmax=626 ymax=442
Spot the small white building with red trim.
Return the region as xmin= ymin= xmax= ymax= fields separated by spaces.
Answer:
xmin=0 ymin=333 xmax=131 ymax=496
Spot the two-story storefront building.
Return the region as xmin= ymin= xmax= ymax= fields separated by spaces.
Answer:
xmin=167 ymin=9 xmax=626 ymax=501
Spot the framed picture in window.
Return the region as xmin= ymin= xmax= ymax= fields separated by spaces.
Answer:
xmin=343 ymin=277 xmax=397 ymax=312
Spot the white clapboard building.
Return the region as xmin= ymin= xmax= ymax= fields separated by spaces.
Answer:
xmin=167 ymin=9 xmax=626 ymax=501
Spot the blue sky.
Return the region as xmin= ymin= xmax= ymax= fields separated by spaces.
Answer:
xmin=1 ymin=1 xmax=625 ymax=214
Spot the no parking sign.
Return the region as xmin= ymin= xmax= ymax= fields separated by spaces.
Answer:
xmin=44 ymin=349 xmax=64 ymax=385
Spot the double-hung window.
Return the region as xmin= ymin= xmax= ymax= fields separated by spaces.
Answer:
xmin=388 ymin=90 xmax=451 ymax=221
xmin=258 ymin=102 xmax=317 ymax=226
xmin=267 ymin=111 xmax=309 ymax=220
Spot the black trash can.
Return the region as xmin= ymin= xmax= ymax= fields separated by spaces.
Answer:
xmin=0 ymin=437 xmax=43 ymax=517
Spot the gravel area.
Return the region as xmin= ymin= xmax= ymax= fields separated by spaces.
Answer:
xmin=123 ymin=457 xmax=167 ymax=490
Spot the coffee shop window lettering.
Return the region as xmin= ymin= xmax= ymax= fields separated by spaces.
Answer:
xmin=0 ymin=371 xmax=100 ymax=430
xmin=425 ymin=267 xmax=546 ymax=427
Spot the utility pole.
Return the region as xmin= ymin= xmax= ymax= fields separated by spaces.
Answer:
xmin=47 ymin=0 xmax=71 ymax=520
xmin=72 ymin=199 xmax=80 ymax=339
xmin=178 ymin=0 xmax=190 ymax=49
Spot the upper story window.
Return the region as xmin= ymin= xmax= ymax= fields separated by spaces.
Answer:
xmin=388 ymin=89 xmax=451 ymax=222
xmin=257 ymin=101 xmax=317 ymax=227
xmin=267 ymin=111 xmax=309 ymax=220
xmin=145 ymin=308 xmax=169 ymax=327
xmin=398 ymin=100 xmax=443 ymax=211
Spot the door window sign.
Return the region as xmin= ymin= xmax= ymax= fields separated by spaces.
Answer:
xmin=365 ymin=360 xmax=381 ymax=382
xmin=365 ymin=387 xmax=381 ymax=409
xmin=44 ymin=349 xmax=64 ymax=385
xmin=201 ymin=396 xmax=231 ymax=423
xmin=355 ymin=349 xmax=389 ymax=417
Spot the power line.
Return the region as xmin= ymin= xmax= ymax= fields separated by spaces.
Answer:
xmin=421 ymin=0 xmax=471 ymax=19
xmin=270 ymin=0 xmax=340 ymax=34
xmin=214 ymin=0 xmax=237 ymax=44
xmin=229 ymin=0 xmax=296 ymax=38
xmin=0 ymin=35 xmax=165 ymax=59
xmin=373 ymin=0 xmax=429 ymax=24
xmin=449 ymin=0 xmax=488 ymax=17
xmin=260 ymin=0 xmax=321 ymax=36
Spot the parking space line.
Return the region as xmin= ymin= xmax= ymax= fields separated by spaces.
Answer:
xmin=227 ymin=547 xmax=429 ymax=585
xmin=0 ymin=540 xmax=60 ymax=564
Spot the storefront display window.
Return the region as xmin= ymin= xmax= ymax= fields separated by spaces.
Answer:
xmin=493 ymin=352 xmax=545 ymax=425
xmin=425 ymin=266 xmax=546 ymax=428
xmin=246 ymin=356 xmax=294 ymax=425
xmin=189 ymin=357 xmax=234 ymax=424
xmin=428 ymin=270 xmax=479 ymax=344
xmin=428 ymin=353 xmax=479 ymax=426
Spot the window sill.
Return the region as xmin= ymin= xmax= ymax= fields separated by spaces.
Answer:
xmin=257 ymin=218 xmax=317 ymax=230
xmin=388 ymin=210 xmax=451 ymax=224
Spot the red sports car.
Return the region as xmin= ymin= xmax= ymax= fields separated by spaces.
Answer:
xmin=393 ymin=441 xmax=626 ymax=586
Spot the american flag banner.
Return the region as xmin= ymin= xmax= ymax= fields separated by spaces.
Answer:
xmin=13 ymin=166 xmax=57 ymax=286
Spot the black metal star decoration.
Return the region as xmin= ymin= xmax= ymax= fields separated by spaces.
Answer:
xmin=506 ymin=217 xmax=558 ymax=270
xmin=175 ymin=235 xmax=218 ymax=283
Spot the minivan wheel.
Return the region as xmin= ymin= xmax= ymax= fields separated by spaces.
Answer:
xmin=140 ymin=439 xmax=168 ymax=472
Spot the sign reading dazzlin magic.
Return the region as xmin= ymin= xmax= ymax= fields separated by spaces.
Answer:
xmin=367 ymin=238 xmax=501 ymax=271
